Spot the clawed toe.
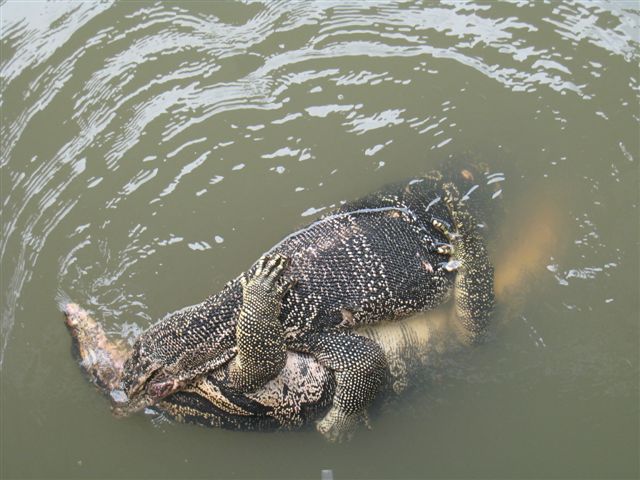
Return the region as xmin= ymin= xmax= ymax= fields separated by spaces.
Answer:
xmin=254 ymin=253 xmax=289 ymax=282
xmin=438 ymin=259 xmax=461 ymax=272
xmin=431 ymin=217 xmax=454 ymax=241
xmin=431 ymin=242 xmax=454 ymax=256
xmin=276 ymin=275 xmax=297 ymax=296
xmin=442 ymin=182 xmax=461 ymax=207
xmin=316 ymin=408 xmax=363 ymax=443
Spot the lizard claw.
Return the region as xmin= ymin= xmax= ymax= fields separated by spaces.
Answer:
xmin=431 ymin=218 xmax=460 ymax=244
xmin=438 ymin=260 xmax=461 ymax=272
xmin=431 ymin=242 xmax=454 ymax=256
xmin=276 ymin=275 xmax=297 ymax=297
xmin=255 ymin=253 xmax=289 ymax=280
xmin=243 ymin=253 xmax=291 ymax=295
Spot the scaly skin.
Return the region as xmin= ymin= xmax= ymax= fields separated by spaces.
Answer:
xmin=227 ymin=254 xmax=291 ymax=391
xmin=62 ymin=173 xmax=564 ymax=436
xmin=62 ymin=303 xmax=442 ymax=431
xmin=433 ymin=182 xmax=495 ymax=344
xmin=103 ymin=163 xmax=497 ymax=441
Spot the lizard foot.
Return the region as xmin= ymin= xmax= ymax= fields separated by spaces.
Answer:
xmin=316 ymin=405 xmax=368 ymax=443
xmin=431 ymin=183 xmax=473 ymax=274
xmin=436 ymin=181 xmax=495 ymax=343
xmin=242 ymin=253 xmax=290 ymax=294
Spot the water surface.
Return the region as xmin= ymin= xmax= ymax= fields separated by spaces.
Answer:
xmin=1 ymin=1 xmax=638 ymax=479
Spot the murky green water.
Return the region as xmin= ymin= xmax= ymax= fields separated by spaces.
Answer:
xmin=1 ymin=1 xmax=638 ymax=479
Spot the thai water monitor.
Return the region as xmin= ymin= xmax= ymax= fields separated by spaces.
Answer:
xmin=64 ymin=302 xmax=449 ymax=432
xmin=63 ymin=178 xmax=564 ymax=436
xmin=104 ymin=164 xmax=496 ymax=441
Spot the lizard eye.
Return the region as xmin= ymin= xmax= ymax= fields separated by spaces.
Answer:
xmin=147 ymin=379 xmax=174 ymax=399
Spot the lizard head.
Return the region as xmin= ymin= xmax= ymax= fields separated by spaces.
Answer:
xmin=110 ymin=306 xmax=236 ymax=417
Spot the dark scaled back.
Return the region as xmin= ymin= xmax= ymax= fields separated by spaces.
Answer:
xmin=121 ymin=161 xmax=498 ymax=424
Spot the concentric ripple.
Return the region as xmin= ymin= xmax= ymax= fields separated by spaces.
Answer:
xmin=1 ymin=1 xmax=639 ymax=478
xmin=1 ymin=1 xmax=638 ymax=379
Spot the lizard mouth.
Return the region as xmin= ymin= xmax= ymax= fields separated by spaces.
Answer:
xmin=110 ymin=390 xmax=159 ymax=417
xmin=62 ymin=302 xmax=239 ymax=418
xmin=110 ymin=349 xmax=237 ymax=417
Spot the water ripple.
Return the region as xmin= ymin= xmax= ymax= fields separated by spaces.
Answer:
xmin=1 ymin=0 xmax=638 ymax=369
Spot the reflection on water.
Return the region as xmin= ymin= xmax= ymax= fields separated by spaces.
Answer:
xmin=1 ymin=1 xmax=638 ymax=478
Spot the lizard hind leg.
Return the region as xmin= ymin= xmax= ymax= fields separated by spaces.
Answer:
xmin=435 ymin=182 xmax=495 ymax=344
xmin=309 ymin=332 xmax=388 ymax=442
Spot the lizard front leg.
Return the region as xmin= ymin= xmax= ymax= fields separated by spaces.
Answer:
xmin=227 ymin=254 xmax=291 ymax=391
xmin=432 ymin=183 xmax=495 ymax=344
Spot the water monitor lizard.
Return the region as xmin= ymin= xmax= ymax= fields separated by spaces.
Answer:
xmin=64 ymin=302 xmax=446 ymax=432
xmin=62 ymin=177 xmax=563 ymax=438
xmin=76 ymin=164 xmax=496 ymax=441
